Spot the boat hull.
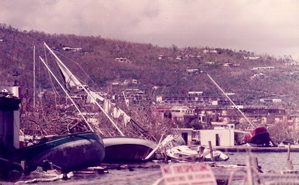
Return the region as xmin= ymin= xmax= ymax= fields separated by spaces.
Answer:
xmin=166 ymin=145 xmax=229 ymax=161
xmin=245 ymin=127 xmax=271 ymax=146
xmin=16 ymin=132 xmax=105 ymax=173
xmin=103 ymin=137 xmax=157 ymax=162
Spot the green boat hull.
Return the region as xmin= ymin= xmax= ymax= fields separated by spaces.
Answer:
xmin=16 ymin=132 xmax=105 ymax=174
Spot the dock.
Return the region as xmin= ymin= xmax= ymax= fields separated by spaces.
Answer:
xmin=214 ymin=145 xmax=299 ymax=153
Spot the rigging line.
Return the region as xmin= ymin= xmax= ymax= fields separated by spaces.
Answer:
xmin=43 ymin=52 xmax=60 ymax=111
xmin=39 ymin=56 xmax=94 ymax=133
xmin=52 ymin=50 xmax=98 ymax=88
xmin=43 ymin=42 xmax=124 ymax=136
xmin=205 ymin=72 xmax=257 ymax=129
xmin=43 ymin=48 xmax=60 ymax=97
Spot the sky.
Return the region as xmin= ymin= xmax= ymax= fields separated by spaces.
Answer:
xmin=1 ymin=0 xmax=299 ymax=60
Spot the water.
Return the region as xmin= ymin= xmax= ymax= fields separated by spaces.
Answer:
xmin=6 ymin=152 xmax=299 ymax=185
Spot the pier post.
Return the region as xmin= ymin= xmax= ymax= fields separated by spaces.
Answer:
xmin=286 ymin=143 xmax=294 ymax=170
xmin=208 ymin=141 xmax=214 ymax=162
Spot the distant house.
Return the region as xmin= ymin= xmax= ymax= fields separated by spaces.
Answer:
xmin=232 ymin=63 xmax=241 ymax=67
xmin=121 ymin=79 xmax=138 ymax=85
xmin=111 ymin=81 xmax=120 ymax=85
xmin=156 ymin=95 xmax=163 ymax=103
xmin=244 ymin=56 xmax=260 ymax=60
xmin=186 ymin=69 xmax=199 ymax=73
xmin=132 ymin=79 xmax=138 ymax=84
xmin=225 ymin=92 xmax=235 ymax=96
xmin=176 ymin=56 xmax=182 ymax=60
xmin=115 ymin=57 xmax=132 ymax=63
xmin=251 ymin=73 xmax=265 ymax=79
xmin=153 ymin=105 xmax=193 ymax=121
xmin=188 ymin=91 xmax=203 ymax=96
xmin=205 ymin=61 xmax=215 ymax=65
xmin=203 ymin=49 xmax=218 ymax=54
xmin=252 ymin=66 xmax=274 ymax=70
xmin=158 ymin=55 xmax=165 ymax=60
xmin=285 ymin=62 xmax=299 ymax=66
xmin=273 ymin=99 xmax=282 ymax=103
xmin=152 ymin=86 xmax=159 ymax=90
xmin=223 ymin=63 xmax=231 ymax=67
xmin=62 ymin=46 xmax=82 ymax=52
xmin=260 ymin=98 xmax=282 ymax=103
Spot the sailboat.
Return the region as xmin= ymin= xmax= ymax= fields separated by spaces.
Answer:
xmin=13 ymin=45 xmax=106 ymax=175
xmin=205 ymin=72 xmax=273 ymax=147
xmin=41 ymin=42 xmax=157 ymax=162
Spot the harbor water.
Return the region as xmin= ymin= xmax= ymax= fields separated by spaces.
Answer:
xmin=5 ymin=152 xmax=299 ymax=185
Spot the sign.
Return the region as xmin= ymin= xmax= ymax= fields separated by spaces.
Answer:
xmin=161 ymin=162 xmax=217 ymax=185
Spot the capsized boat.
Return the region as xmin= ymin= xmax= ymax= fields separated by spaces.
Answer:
xmin=244 ymin=126 xmax=272 ymax=146
xmin=103 ymin=137 xmax=157 ymax=162
xmin=15 ymin=132 xmax=105 ymax=174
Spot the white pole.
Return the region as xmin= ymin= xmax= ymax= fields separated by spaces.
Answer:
xmin=33 ymin=45 xmax=36 ymax=109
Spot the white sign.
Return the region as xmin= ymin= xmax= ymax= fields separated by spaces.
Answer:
xmin=161 ymin=162 xmax=217 ymax=185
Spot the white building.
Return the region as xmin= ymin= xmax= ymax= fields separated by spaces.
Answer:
xmin=200 ymin=123 xmax=235 ymax=147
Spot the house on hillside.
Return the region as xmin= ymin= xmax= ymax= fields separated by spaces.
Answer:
xmin=170 ymin=106 xmax=193 ymax=121
xmin=203 ymin=49 xmax=218 ymax=54
xmin=186 ymin=69 xmax=199 ymax=73
xmin=153 ymin=105 xmax=193 ymax=121
xmin=252 ymin=66 xmax=274 ymax=70
xmin=62 ymin=46 xmax=82 ymax=52
xmin=188 ymin=91 xmax=203 ymax=96
xmin=244 ymin=56 xmax=260 ymax=60
xmin=115 ymin=57 xmax=132 ymax=63
xmin=251 ymin=73 xmax=265 ymax=79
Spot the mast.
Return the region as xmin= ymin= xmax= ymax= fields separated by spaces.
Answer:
xmin=39 ymin=56 xmax=95 ymax=132
xmin=205 ymin=72 xmax=257 ymax=129
xmin=43 ymin=42 xmax=125 ymax=136
xmin=33 ymin=45 xmax=36 ymax=109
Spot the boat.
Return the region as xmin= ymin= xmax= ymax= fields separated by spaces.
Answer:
xmin=244 ymin=126 xmax=272 ymax=146
xmin=0 ymin=87 xmax=105 ymax=177
xmin=165 ymin=145 xmax=229 ymax=162
xmin=40 ymin=42 xmax=156 ymax=162
xmin=156 ymin=134 xmax=229 ymax=162
xmin=15 ymin=132 xmax=105 ymax=174
xmin=4 ymin=45 xmax=106 ymax=175
xmin=205 ymin=73 xmax=275 ymax=147
xmin=103 ymin=137 xmax=157 ymax=162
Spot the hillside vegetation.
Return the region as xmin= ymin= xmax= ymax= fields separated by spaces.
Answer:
xmin=1 ymin=24 xmax=299 ymax=114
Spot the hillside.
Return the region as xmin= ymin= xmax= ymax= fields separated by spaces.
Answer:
xmin=1 ymin=24 xmax=299 ymax=114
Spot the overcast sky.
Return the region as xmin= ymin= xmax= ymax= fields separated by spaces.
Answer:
xmin=1 ymin=0 xmax=299 ymax=60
